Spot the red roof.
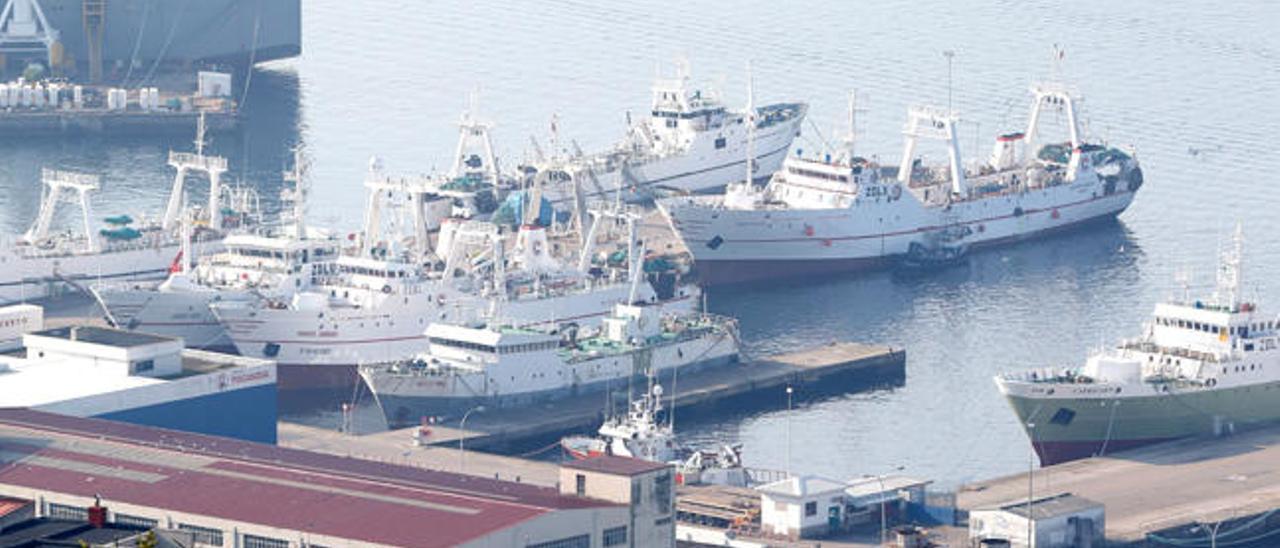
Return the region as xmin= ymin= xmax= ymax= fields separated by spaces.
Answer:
xmin=0 ymin=409 xmax=617 ymax=547
xmin=561 ymin=455 xmax=670 ymax=476
xmin=0 ymin=496 xmax=30 ymax=518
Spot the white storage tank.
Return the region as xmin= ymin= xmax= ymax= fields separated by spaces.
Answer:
xmin=72 ymin=85 xmax=83 ymax=109
xmin=0 ymin=84 xmax=8 ymax=108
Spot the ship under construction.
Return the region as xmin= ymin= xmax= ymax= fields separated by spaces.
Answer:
xmin=0 ymin=0 xmax=300 ymax=81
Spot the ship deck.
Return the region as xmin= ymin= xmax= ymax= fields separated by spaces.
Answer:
xmin=957 ymin=423 xmax=1280 ymax=543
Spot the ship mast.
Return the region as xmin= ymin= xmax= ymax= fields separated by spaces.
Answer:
xmin=282 ymin=147 xmax=307 ymax=240
xmin=744 ymin=61 xmax=756 ymax=186
xmin=1215 ymin=224 xmax=1244 ymax=311
xmin=841 ymin=90 xmax=860 ymax=162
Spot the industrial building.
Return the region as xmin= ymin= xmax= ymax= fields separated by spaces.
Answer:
xmin=968 ymin=493 xmax=1104 ymax=548
xmin=560 ymin=455 xmax=677 ymax=548
xmin=0 ymin=320 xmax=278 ymax=444
xmin=0 ymin=409 xmax=673 ymax=547
xmin=758 ymin=475 xmax=849 ymax=540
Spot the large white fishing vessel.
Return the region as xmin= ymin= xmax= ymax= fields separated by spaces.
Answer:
xmin=658 ymin=83 xmax=1144 ymax=284
xmin=360 ymin=302 xmax=739 ymax=426
xmin=528 ymin=60 xmax=806 ymax=207
xmin=212 ymin=204 xmax=698 ymax=397
xmin=0 ymin=123 xmax=257 ymax=303
xmin=996 ymin=226 xmax=1280 ymax=465
xmin=92 ymin=151 xmax=343 ymax=351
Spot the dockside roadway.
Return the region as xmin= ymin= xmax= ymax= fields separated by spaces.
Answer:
xmin=958 ymin=424 xmax=1280 ymax=545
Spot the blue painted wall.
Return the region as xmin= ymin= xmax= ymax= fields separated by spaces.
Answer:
xmin=97 ymin=384 xmax=278 ymax=444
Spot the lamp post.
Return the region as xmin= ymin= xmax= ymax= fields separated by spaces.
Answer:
xmin=785 ymin=385 xmax=793 ymax=478
xmin=459 ymin=405 xmax=486 ymax=474
xmin=1026 ymin=422 xmax=1036 ymax=548
xmin=864 ymin=465 xmax=905 ymax=547
xmin=1191 ymin=512 xmax=1237 ymax=548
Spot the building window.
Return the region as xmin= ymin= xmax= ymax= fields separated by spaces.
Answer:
xmin=603 ymin=526 xmax=628 ymax=546
xmin=575 ymin=473 xmax=586 ymax=496
xmin=47 ymin=503 xmax=87 ymax=521
xmin=715 ymin=137 xmax=726 ymax=149
xmin=654 ymin=472 xmax=672 ymax=513
xmin=242 ymin=534 xmax=290 ymax=548
xmin=133 ymin=359 xmax=155 ymax=373
xmin=114 ymin=513 xmax=158 ymax=529
xmin=527 ymin=534 xmax=590 ymax=548
xmin=805 ymin=501 xmax=818 ymax=516
xmin=178 ymin=523 xmax=225 ymax=546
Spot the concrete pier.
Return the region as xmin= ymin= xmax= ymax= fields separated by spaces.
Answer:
xmin=957 ymin=424 xmax=1280 ymax=545
xmin=435 ymin=342 xmax=904 ymax=452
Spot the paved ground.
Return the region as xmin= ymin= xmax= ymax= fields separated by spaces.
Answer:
xmin=277 ymin=421 xmax=562 ymax=487
xmin=958 ymin=424 xmax=1280 ymax=542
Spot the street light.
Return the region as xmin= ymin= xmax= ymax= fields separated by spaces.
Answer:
xmin=459 ymin=405 xmax=486 ymax=474
xmin=1026 ymin=422 xmax=1036 ymax=548
xmin=785 ymin=385 xmax=793 ymax=478
xmin=864 ymin=465 xmax=905 ymax=547
xmin=1190 ymin=511 xmax=1237 ymax=548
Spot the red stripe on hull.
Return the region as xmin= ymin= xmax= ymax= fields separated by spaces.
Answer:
xmin=1033 ymin=436 xmax=1180 ymax=466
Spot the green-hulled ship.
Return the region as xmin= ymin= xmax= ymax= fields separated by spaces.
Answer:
xmin=996 ymin=226 xmax=1280 ymax=465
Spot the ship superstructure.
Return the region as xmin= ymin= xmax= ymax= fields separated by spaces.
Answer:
xmin=360 ymin=301 xmax=739 ymax=426
xmin=92 ymin=150 xmax=344 ymax=351
xmin=658 ymin=83 xmax=1144 ymax=284
xmin=529 ymin=60 xmax=806 ymax=207
xmin=995 ymin=226 xmax=1280 ymax=465
xmin=212 ymin=200 xmax=698 ymax=397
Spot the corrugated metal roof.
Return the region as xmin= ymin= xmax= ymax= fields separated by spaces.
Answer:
xmin=986 ymin=493 xmax=1103 ymax=520
xmin=757 ymin=475 xmax=847 ymax=498
xmin=0 ymin=409 xmax=618 ymax=547
xmin=561 ymin=455 xmax=670 ymax=476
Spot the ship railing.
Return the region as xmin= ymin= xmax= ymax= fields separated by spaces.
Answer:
xmin=1118 ymin=341 xmax=1222 ymax=363
xmin=999 ymin=366 xmax=1085 ymax=383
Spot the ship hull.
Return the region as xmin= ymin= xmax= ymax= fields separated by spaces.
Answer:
xmin=1000 ymin=379 xmax=1280 ymax=465
xmin=661 ymin=179 xmax=1138 ymax=285
xmin=0 ymin=239 xmax=222 ymax=305
xmin=93 ymin=284 xmax=245 ymax=352
xmin=40 ymin=0 xmax=300 ymax=72
xmin=215 ymin=286 xmax=699 ymax=400
xmin=368 ymin=352 xmax=738 ymax=428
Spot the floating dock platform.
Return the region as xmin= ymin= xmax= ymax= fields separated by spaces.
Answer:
xmin=957 ymin=424 xmax=1280 ymax=545
xmin=0 ymin=108 xmax=238 ymax=135
xmin=431 ymin=342 xmax=904 ymax=453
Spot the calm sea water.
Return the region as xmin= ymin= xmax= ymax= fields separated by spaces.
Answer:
xmin=2 ymin=0 xmax=1278 ymax=487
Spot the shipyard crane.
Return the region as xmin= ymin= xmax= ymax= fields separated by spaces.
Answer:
xmin=0 ymin=0 xmax=59 ymax=68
